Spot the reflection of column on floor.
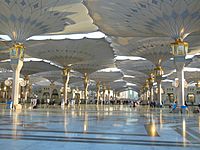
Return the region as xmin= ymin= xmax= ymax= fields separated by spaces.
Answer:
xmin=145 ymin=114 xmax=159 ymax=137
xmin=159 ymin=109 xmax=163 ymax=129
xmin=64 ymin=110 xmax=67 ymax=132
xmin=83 ymin=112 xmax=88 ymax=133
xmin=12 ymin=111 xmax=20 ymax=137
xmin=182 ymin=117 xmax=186 ymax=145
xmin=96 ymin=105 xmax=100 ymax=120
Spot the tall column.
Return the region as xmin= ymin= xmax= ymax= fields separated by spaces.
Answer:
xmin=157 ymin=81 xmax=162 ymax=106
xmin=102 ymin=83 xmax=106 ymax=103
xmin=171 ymin=39 xmax=188 ymax=112
xmin=49 ymin=80 xmax=55 ymax=99
xmin=24 ymin=75 xmax=30 ymax=102
xmin=63 ymin=68 xmax=70 ymax=105
xmin=10 ymin=43 xmax=25 ymax=110
xmin=148 ymin=73 xmax=154 ymax=102
xmin=11 ymin=61 xmax=23 ymax=106
xmin=96 ymin=81 xmax=100 ymax=104
xmin=83 ymin=73 xmax=89 ymax=104
xmin=175 ymin=61 xmax=185 ymax=108
xmin=154 ymin=65 xmax=164 ymax=106
xmin=112 ymin=90 xmax=116 ymax=104
xmin=107 ymin=85 xmax=111 ymax=104
xmin=146 ymin=90 xmax=149 ymax=101
xmin=150 ymin=87 xmax=154 ymax=102
xmin=196 ymin=80 xmax=200 ymax=104
xmin=148 ymin=83 xmax=154 ymax=102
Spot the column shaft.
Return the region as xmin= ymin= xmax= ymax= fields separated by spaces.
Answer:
xmin=96 ymin=81 xmax=100 ymax=104
xmin=24 ymin=76 xmax=30 ymax=102
xmin=157 ymin=81 xmax=162 ymax=105
xmin=150 ymin=87 xmax=154 ymax=102
xmin=84 ymin=73 xmax=89 ymax=104
xmin=63 ymin=68 xmax=70 ymax=104
xmin=177 ymin=69 xmax=185 ymax=107
xmin=146 ymin=90 xmax=148 ymax=101
xmin=11 ymin=61 xmax=23 ymax=105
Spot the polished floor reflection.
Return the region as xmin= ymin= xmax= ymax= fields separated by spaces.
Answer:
xmin=0 ymin=105 xmax=200 ymax=150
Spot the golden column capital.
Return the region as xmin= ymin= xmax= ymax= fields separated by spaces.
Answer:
xmin=63 ymin=68 xmax=70 ymax=76
xmin=9 ymin=43 xmax=25 ymax=61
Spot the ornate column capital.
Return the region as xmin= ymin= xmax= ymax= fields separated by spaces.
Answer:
xmin=62 ymin=68 xmax=70 ymax=82
xmin=10 ymin=43 xmax=25 ymax=70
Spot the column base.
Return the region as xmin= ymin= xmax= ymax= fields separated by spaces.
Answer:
xmin=13 ymin=104 xmax=22 ymax=111
xmin=180 ymin=106 xmax=188 ymax=114
xmin=170 ymin=106 xmax=188 ymax=113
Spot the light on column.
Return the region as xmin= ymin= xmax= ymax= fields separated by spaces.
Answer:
xmin=171 ymin=39 xmax=188 ymax=56
xmin=154 ymin=66 xmax=164 ymax=79
xmin=144 ymin=79 xmax=149 ymax=90
xmin=9 ymin=43 xmax=25 ymax=60
xmin=196 ymin=80 xmax=200 ymax=88
xmin=148 ymin=73 xmax=154 ymax=86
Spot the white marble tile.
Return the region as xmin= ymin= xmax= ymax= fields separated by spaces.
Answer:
xmin=0 ymin=105 xmax=200 ymax=150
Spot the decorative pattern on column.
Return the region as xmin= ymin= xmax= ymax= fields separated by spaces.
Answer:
xmin=63 ymin=68 xmax=70 ymax=105
xmin=10 ymin=43 xmax=25 ymax=109
xmin=83 ymin=73 xmax=89 ymax=104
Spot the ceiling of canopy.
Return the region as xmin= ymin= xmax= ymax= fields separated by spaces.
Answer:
xmin=90 ymin=71 xmax=123 ymax=83
xmin=0 ymin=61 xmax=60 ymax=76
xmin=187 ymin=55 xmax=200 ymax=68
xmin=0 ymin=0 xmax=200 ymax=93
xmin=85 ymin=0 xmax=200 ymax=39
xmin=166 ymin=69 xmax=200 ymax=83
xmin=71 ymin=59 xmax=115 ymax=74
xmin=0 ymin=71 xmax=13 ymax=81
xmin=123 ymin=76 xmax=144 ymax=87
xmin=0 ymin=41 xmax=11 ymax=61
xmin=0 ymin=0 xmax=97 ymax=42
xmin=110 ymin=80 xmax=127 ymax=90
xmin=111 ymin=37 xmax=173 ymax=65
xmin=25 ymin=38 xmax=114 ymax=68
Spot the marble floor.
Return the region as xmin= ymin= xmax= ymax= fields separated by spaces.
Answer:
xmin=0 ymin=105 xmax=200 ymax=150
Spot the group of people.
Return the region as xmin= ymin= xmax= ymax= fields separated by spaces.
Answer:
xmin=170 ymin=100 xmax=200 ymax=113
xmin=31 ymin=97 xmax=39 ymax=109
xmin=130 ymin=101 xmax=139 ymax=107
xmin=30 ymin=97 xmax=56 ymax=109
